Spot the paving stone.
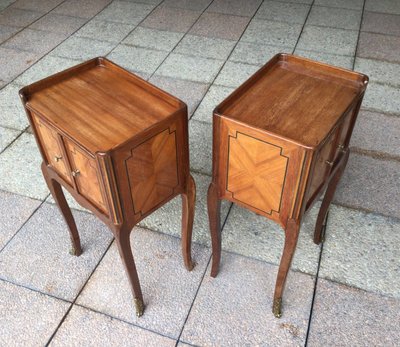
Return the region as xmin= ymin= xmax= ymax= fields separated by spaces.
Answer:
xmin=156 ymin=53 xmax=224 ymax=83
xmin=355 ymin=57 xmax=400 ymax=87
xmin=95 ymin=1 xmax=154 ymax=24
xmin=54 ymin=0 xmax=111 ymax=19
xmin=0 ymin=8 xmax=43 ymax=27
xmin=139 ymin=172 xmax=231 ymax=246
xmin=163 ymin=0 xmax=211 ymax=11
xmin=0 ymin=0 xmax=14 ymax=11
xmin=29 ymin=13 xmax=86 ymax=35
xmin=189 ymin=12 xmax=250 ymax=41
xmin=362 ymin=82 xmax=400 ymax=115
xmin=357 ymin=32 xmax=400 ymax=64
xmin=314 ymin=0 xmax=363 ymax=10
xmin=0 ymin=126 xmax=19 ymax=153
xmin=307 ymin=5 xmax=361 ymax=30
xmin=207 ymin=0 xmax=262 ymax=17
xmin=181 ymin=252 xmax=314 ymax=346
xmin=50 ymin=305 xmax=176 ymax=347
xmin=351 ymin=110 xmax=400 ymax=158
xmin=256 ymin=0 xmax=310 ymax=24
xmin=174 ymin=34 xmax=236 ymax=60
xmin=142 ymin=5 xmax=201 ymax=33
xmin=241 ymin=19 xmax=302 ymax=47
xmin=75 ymin=20 xmax=136 ymax=44
xmin=0 ymin=133 xmax=49 ymax=199
xmin=0 ymin=203 xmax=113 ymax=301
xmin=297 ymin=25 xmax=358 ymax=56
xmin=0 ymin=47 xmax=40 ymax=82
xmin=189 ymin=120 xmax=212 ymax=175
xmin=230 ymin=41 xmax=291 ymax=65
xmin=0 ymin=190 xmax=41 ymax=249
xmin=294 ymin=49 xmax=354 ymax=69
xmin=107 ymin=44 xmax=168 ymax=76
xmin=14 ymin=55 xmax=82 ymax=86
xmin=319 ymin=205 xmax=400 ymax=297
xmin=76 ymin=228 xmax=211 ymax=338
xmin=148 ymin=75 xmax=209 ymax=115
xmin=277 ymin=0 xmax=313 ymax=3
xmin=192 ymin=84 xmax=234 ymax=123
xmin=50 ymin=36 xmax=115 ymax=60
xmin=0 ymin=280 xmax=70 ymax=347
xmin=214 ymin=61 xmax=260 ymax=88
xmin=10 ymin=0 xmax=63 ymax=12
xmin=123 ymin=26 xmax=184 ymax=52
xmin=0 ymin=83 xmax=28 ymax=130
xmin=308 ymin=279 xmax=400 ymax=346
xmin=3 ymin=29 xmax=66 ymax=55
xmin=362 ymin=11 xmax=400 ymax=36
xmin=0 ymin=24 xmax=20 ymax=44
xmin=365 ymin=0 xmax=400 ymax=15
xmin=334 ymin=153 xmax=400 ymax=219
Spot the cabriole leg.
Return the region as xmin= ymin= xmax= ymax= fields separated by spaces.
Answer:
xmin=181 ymin=174 xmax=196 ymax=271
xmin=208 ymin=182 xmax=221 ymax=278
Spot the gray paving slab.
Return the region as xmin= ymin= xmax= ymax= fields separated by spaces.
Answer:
xmin=355 ymin=57 xmax=400 ymax=87
xmin=163 ymin=0 xmax=211 ymax=11
xmin=0 ymin=8 xmax=43 ymax=27
xmin=181 ymin=252 xmax=315 ymax=346
xmin=142 ymin=5 xmax=201 ymax=33
xmin=365 ymin=0 xmax=400 ymax=15
xmin=0 ymin=83 xmax=28 ymax=130
xmin=214 ymin=61 xmax=260 ymax=88
xmin=241 ymin=19 xmax=302 ymax=47
xmin=222 ymin=203 xmax=322 ymax=275
xmin=53 ymin=0 xmax=111 ymax=19
xmin=307 ymin=5 xmax=362 ymax=30
xmin=293 ymin=49 xmax=354 ymax=69
xmin=207 ymin=0 xmax=262 ymax=17
xmin=3 ymin=28 xmax=66 ymax=55
xmin=297 ymin=25 xmax=358 ymax=56
xmin=319 ymin=205 xmax=400 ymax=298
xmin=30 ymin=13 xmax=87 ymax=35
xmin=0 ymin=203 xmax=113 ymax=301
xmin=123 ymin=26 xmax=184 ymax=52
xmin=10 ymin=0 xmax=63 ymax=12
xmin=50 ymin=36 xmax=115 ymax=60
xmin=351 ymin=110 xmax=400 ymax=158
xmin=95 ymin=1 xmax=154 ymax=24
xmin=192 ymin=84 xmax=234 ymax=123
xmin=230 ymin=41 xmax=291 ymax=65
xmin=0 ymin=190 xmax=41 ymax=249
xmin=189 ymin=119 xmax=212 ymax=175
xmin=76 ymin=228 xmax=211 ymax=338
xmin=0 ymin=47 xmax=40 ymax=82
xmin=255 ymin=0 xmax=310 ymax=24
xmin=107 ymin=44 xmax=168 ymax=76
xmin=314 ymin=0 xmax=364 ymax=10
xmin=14 ymin=55 xmax=82 ymax=86
xmin=334 ymin=153 xmax=400 ymax=219
xmin=308 ymin=279 xmax=400 ymax=346
xmin=0 ymin=0 xmax=15 ymax=11
xmin=357 ymin=32 xmax=400 ymax=64
xmin=50 ymin=305 xmax=176 ymax=347
xmin=174 ymin=34 xmax=236 ymax=60
xmin=0 ymin=126 xmax=19 ymax=153
xmin=0 ymin=133 xmax=48 ymax=200
xmin=189 ymin=12 xmax=250 ymax=40
xmin=75 ymin=19 xmax=136 ymax=43
xmin=148 ymin=75 xmax=209 ymax=116
xmin=0 ymin=280 xmax=70 ymax=347
xmin=0 ymin=24 xmax=20 ymax=44
xmin=277 ymin=0 xmax=313 ymax=3
xmin=361 ymin=11 xmax=400 ymax=36
xmin=362 ymin=82 xmax=400 ymax=115
xmin=138 ymin=172 xmax=231 ymax=246
xmin=156 ymin=53 xmax=224 ymax=83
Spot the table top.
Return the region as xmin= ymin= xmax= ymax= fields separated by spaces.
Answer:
xmin=216 ymin=54 xmax=368 ymax=148
xmin=20 ymin=57 xmax=184 ymax=154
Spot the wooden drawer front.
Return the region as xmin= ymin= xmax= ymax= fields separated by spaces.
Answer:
xmin=334 ymin=111 xmax=353 ymax=159
xmin=64 ymin=139 xmax=107 ymax=213
xmin=32 ymin=114 xmax=72 ymax=184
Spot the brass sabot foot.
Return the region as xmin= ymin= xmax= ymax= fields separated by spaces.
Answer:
xmin=273 ymin=298 xmax=282 ymax=318
xmin=69 ymin=245 xmax=82 ymax=256
xmin=134 ymin=298 xmax=145 ymax=317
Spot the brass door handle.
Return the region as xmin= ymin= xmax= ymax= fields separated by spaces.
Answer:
xmin=54 ymin=155 xmax=63 ymax=162
xmin=71 ymin=169 xmax=80 ymax=177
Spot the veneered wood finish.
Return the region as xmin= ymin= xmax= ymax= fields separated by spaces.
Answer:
xmin=208 ymin=53 xmax=368 ymax=317
xmin=20 ymin=57 xmax=196 ymax=317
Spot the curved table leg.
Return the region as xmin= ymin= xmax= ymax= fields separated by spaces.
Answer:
xmin=181 ymin=174 xmax=196 ymax=271
xmin=208 ymin=182 xmax=221 ymax=278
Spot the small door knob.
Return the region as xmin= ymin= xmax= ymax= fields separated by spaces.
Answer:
xmin=337 ymin=144 xmax=346 ymax=153
xmin=325 ymin=160 xmax=334 ymax=167
xmin=71 ymin=169 xmax=80 ymax=177
xmin=54 ymin=155 xmax=62 ymax=162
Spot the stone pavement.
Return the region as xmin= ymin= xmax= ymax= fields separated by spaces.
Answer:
xmin=0 ymin=0 xmax=399 ymax=345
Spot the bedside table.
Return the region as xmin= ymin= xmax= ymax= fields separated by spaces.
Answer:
xmin=207 ymin=54 xmax=368 ymax=317
xmin=19 ymin=57 xmax=196 ymax=317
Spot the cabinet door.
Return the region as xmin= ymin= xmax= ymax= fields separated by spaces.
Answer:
xmin=32 ymin=114 xmax=72 ymax=185
xmin=64 ymin=139 xmax=107 ymax=213
xmin=334 ymin=111 xmax=353 ymax=160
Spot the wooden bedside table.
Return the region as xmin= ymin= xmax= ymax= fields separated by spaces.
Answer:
xmin=19 ymin=57 xmax=196 ymax=317
xmin=207 ymin=54 xmax=368 ymax=317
